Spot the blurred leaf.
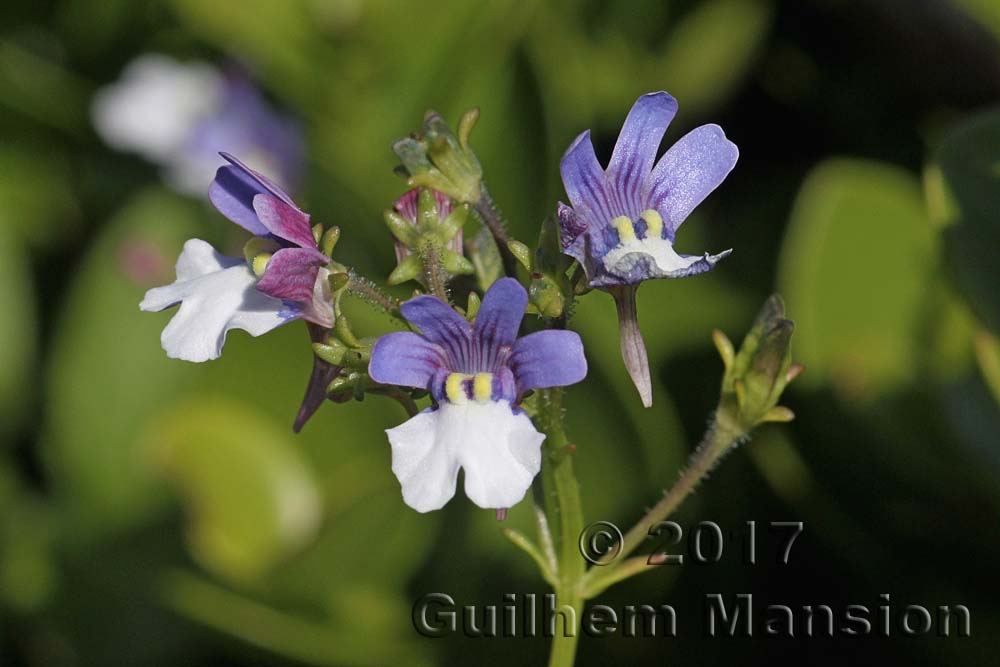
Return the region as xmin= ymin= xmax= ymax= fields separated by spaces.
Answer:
xmin=0 ymin=462 xmax=57 ymax=612
xmin=0 ymin=233 xmax=37 ymax=438
xmin=529 ymin=0 xmax=772 ymax=161
xmin=954 ymin=0 xmax=1000 ymax=39
xmin=930 ymin=109 xmax=1000 ymax=333
xmin=973 ymin=329 xmax=1000 ymax=406
xmin=656 ymin=0 xmax=774 ymax=115
xmin=144 ymin=396 xmax=321 ymax=583
xmin=41 ymin=188 xmax=202 ymax=540
xmin=0 ymin=40 xmax=90 ymax=133
xmin=161 ymin=569 xmax=433 ymax=667
xmin=0 ymin=144 xmax=78 ymax=247
xmin=778 ymin=159 xmax=935 ymax=402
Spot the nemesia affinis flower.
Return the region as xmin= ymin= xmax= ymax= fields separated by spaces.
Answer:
xmin=558 ymin=91 xmax=738 ymax=406
xmin=369 ymin=278 xmax=587 ymax=512
xmin=92 ymin=54 xmax=302 ymax=195
xmin=140 ymin=153 xmax=333 ymax=362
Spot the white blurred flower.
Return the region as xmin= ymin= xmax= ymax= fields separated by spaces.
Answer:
xmin=92 ymin=54 xmax=302 ymax=196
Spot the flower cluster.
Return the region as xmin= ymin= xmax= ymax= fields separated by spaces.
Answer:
xmin=141 ymin=90 xmax=745 ymax=515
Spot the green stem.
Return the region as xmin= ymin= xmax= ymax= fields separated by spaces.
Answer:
xmin=475 ymin=183 xmax=520 ymax=278
xmin=345 ymin=271 xmax=405 ymax=322
xmin=419 ymin=243 xmax=451 ymax=303
xmin=537 ymin=388 xmax=585 ymax=667
xmin=581 ymin=408 xmax=744 ymax=588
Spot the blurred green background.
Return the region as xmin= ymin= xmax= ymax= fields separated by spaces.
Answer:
xmin=2 ymin=0 xmax=1000 ymax=665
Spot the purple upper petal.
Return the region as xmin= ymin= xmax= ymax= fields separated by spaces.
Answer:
xmin=473 ymin=278 xmax=527 ymax=364
xmin=606 ymin=92 xmax=678 ymax=219
xmin=560 ymin=130 xmax=612 ymax=226
xmin=253 ymin=194 xmax=317 ymax=249
xmin=369 ymin=331 xmax=448 ymax=389
xmin=208 ymin=152 xmax=298 ymax=236
xmin=643 ymin=124 xmax=738 ymax=240
xmin=256 ymin=247 xmax=328 ymax=303
xmin=400 ymin=295 xmax=472 ymax=367
xmin=510 ymin=330 xmax=587 ymax=391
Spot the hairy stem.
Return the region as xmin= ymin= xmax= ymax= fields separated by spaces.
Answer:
xmin=537 ymin=388 xmax=585 ymax=667
xmin=582 ymin=409 xmax=744 ymax=586
xmin=419 ymin=243 xmax=451 ymax=303
xmin=346 ymin=271 xmax=402 ymax=318
xmin=475 ymin=183 xmax=520 ymax=278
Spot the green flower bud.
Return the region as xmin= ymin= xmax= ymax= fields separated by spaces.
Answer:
xmin=716 ymin=294 xmax=802 ymax=430
xmin=393 ymin=109 xmax=483 ymax=203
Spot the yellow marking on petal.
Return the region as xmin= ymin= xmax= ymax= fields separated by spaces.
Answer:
xmin=641 ymin=209 xmax=663 ymax=239
xmin=446 ymin=372 xmax=469 ymax=404
xmin=611 ymin=216 xmax=636 ymax=244
xmin=473 ymin=373 xmax=493 ymax=402
xmin=251 ymin=253 xmax=272 ymax=277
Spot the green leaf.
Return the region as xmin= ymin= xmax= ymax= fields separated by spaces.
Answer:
xmin=0 ymin=144 xmax=78 ymax=247
xmin=778 ymin=159 xmax=935 ymax=401
xmin=41 ymin=188 xmax=202 ymax=539
xmin=144 ymin=396 xmax=321 ymax=583
xmin=656 ymin=0 xmax=775 ymax=115
xmin=0 ymin=234 xmax=36 ymax=438
xmin=930 ymin=109 xmax=1000 ymax=333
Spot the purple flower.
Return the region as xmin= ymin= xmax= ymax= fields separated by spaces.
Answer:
xmin=92 ymin=55 xmax=302 ymax=195
xmin=369 ymin=278 xmax=587 ymax=512
xmin=558 ymin=91 xmax=738 ymax=406
xmin=140 ymin=153 xmax=332 ymax=362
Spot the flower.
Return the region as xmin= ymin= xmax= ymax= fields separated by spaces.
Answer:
xmin=92 ymin=54 xmax=302 ymax=195
xmin=368 ymin=278 xmax=587 ymax=512
xmin=558 ymin=91 xmax=738 ymax=406
xmin=383 ymin=188 xmax=472 ymax=286
xmin=140 ymin=153 xmax=334 ymax=362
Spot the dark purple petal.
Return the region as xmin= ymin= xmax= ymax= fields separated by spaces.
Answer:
xmin=370 ymin=331 xmax=448 ymax=389
xmin=643 ymin=124 xmax=738 ymax=239
xmin=606 ymin=92 xmax=678 ymax=219
xmin=473 ymin=278 xmax=527 ymax=364
xmin=560 ymin=130 xmax=613 ymax=224
xmin=293 ymin=323 xmax=342 ymax=433
xmin=256 ymin=247 xmax=328 ymax=303
xmin=208 ymin=152 xmax=297 ymax=236
xmin=400 ymin=295 xmax=472 ymax=366
xmin=253 ymin=194 xmax=317 ymax=249
xmin=557 ymin=202 xmax=587 ymax=250
xmin=510 ymin=330 xmax=587 ymax=391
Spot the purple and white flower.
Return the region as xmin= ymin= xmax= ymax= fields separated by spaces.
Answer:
xmin=92 ymin=54 xmax=302 ymax=195
xmin=140 ymin=154 xmax=332 ymax=362
xmin=558 ymin=91 xmax=738 ymax=406
xmin=369 ymin=278 xmax=587 ymax=513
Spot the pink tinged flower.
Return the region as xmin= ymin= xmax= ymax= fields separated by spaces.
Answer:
xmin=557 ymin=92 xmax=739 ymax=407
xmin=369 ymin=278 xmax=588 ymax=513
xmin=141 ymin=154 xmax=333 ymax=362
xmin=210 ymin=153 xmax=333 ymax=328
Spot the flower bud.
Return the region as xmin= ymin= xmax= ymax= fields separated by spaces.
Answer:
xmin=385 ymin=188 xmax=472 ymax=286
xmin=716 ymin=294 xmax=802 ymax=430
xmin=393 ymin=109 xmax=483 ymax=203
